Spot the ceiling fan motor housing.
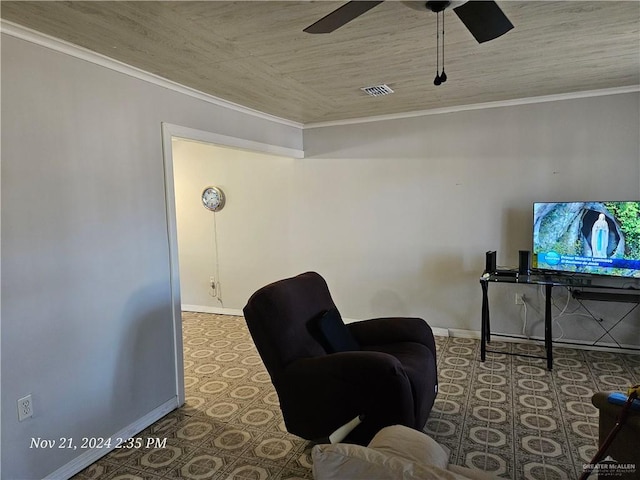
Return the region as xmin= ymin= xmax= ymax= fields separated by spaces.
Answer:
xmin=410 ymin=1 xmax=468 ymax=13
xmin=425 ymin=1 xmax=451 ymax=13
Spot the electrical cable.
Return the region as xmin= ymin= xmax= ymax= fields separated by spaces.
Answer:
xmin=210 ymin=212 xmax=223 ymax=307
xmin=553 ymin=286 xmax=571 ymax=340
xmin=434 ymin=12 xmax=440 ymax=85
xmin=542 ymin=285 xmax=572 ymax=340
xmin=552 ymin=287 xmax=608 ymax=340
xmin=440 ymin=10 xmax=447 ymax=82
xmin=521 ymin=298 xmax=529 ymax=338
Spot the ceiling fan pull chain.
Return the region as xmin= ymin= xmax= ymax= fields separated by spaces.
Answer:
xmin=440 ymin=10 xmax=447 ymax=83
xmin=434 ymin=11 xmax=441 ymax=85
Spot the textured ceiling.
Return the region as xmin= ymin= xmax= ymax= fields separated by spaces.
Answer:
xmin=2 ymin=1 xmax=639 ymax=124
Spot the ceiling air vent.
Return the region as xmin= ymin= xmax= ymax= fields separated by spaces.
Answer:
xmin=361 ymin=84 xmax=394 ymax=97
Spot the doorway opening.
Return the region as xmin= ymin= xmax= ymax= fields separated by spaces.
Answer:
xmin=160 ymin=122 xmax=304 ymax=404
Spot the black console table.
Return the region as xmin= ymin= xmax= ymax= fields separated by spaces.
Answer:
xmin=480 ymin=270 xmax=640 ymax=370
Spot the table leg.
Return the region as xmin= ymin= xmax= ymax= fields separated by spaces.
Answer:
xmin=545 ymin=283 xmax=553 ymax=370
xmin=481 ymin=280 xmax=489 ymax=361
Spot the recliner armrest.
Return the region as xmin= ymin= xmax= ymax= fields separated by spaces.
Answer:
xmin=347 ymin=317 xmax=436 ymax=357
xmin=284 ymin=350 xmax=407 ymax=386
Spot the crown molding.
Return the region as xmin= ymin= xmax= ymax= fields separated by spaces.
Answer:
xmin=0 ymin=20 xmax=304 ymax=130
xmin=304 ymin=85 xmax=640 ymax=129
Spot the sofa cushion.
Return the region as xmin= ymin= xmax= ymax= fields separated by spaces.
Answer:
xmin=368 ymin=425 xmax=449 ymax=469
xmin=311 ymin=425 xmax=505 ymax=480
xmin=311 ymin=442 xmax=471 ymax=480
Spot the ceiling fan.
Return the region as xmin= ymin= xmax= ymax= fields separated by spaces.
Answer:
xmin=303 ymin=1 xmax=514 ymax=44
xmin=304 ymin=1 xmax=514 ymax=85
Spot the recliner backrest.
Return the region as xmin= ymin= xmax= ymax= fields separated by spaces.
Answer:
xmin=243 ymin=272 xmax=336 ymax=380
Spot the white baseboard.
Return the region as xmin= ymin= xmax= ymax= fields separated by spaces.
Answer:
xmin=447 ymin=328 xmax=640 ymax=353
xmin=431 ymin=327 xmax=450 ymax=337
xmin=343 ymin=317 xmax=450 ymax=338
xmin=181 ymin=304 xmax=244 ymax=316
xmin=447 ymin=328 xmax=481 ymax=339
xmin=45 ymin=397 xmax=178 ymax=480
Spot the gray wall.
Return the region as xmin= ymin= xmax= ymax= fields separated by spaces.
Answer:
xmin=301 ymin=95 xmax=640 ymax=339
xmin=173 ymin=93 xmax=639 ymax=345
xmin=1 ymin=34 xmax=301 ymax=479
xmin=302 ymin=93 xmax=640 ymax=345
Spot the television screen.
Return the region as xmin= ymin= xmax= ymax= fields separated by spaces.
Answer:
xmin=533 ymin=201 xmax=640 ymax=278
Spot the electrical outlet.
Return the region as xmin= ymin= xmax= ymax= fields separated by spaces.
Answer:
xmin=18 ymin=394 xmax=33 ymax=421
xmin=209 ymin=277 xmax=216 ymax=288
xmin=515 ymin=293 xmax=525 ymax=305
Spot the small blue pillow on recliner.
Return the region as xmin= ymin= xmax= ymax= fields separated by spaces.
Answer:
xmin=313 ymin=308 xmax=360 ymax=353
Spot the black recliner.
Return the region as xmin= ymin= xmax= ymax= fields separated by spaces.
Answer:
xmin=243 ymin=271 xmax=438 ymax=445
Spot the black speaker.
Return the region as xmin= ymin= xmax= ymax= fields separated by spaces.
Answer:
xmin=519 ymin=250 xmax=531 ymax=275
xmin=485 ymin=251 xmax=496 ymax=273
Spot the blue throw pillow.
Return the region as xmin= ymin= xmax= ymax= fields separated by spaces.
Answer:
xmin=314 ymin=308 xmax=360 ymax=353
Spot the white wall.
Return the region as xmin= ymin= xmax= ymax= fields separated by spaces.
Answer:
xmin=173 ymin=140 xmax=298 ymax=311
xmin=174 ymin=93 xmax=640 ymax=346
xmin=1 ymin=32 xmax=302 ymax=479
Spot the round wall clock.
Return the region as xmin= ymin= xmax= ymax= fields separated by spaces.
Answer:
xmin=201 ymin=186 xmax=226 ymax=212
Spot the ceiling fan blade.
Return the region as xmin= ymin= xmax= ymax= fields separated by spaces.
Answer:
xmin=453 ymin=1 xmax=513 ymax=43
xmin=303 ymin=1 xmax=384 ymax=34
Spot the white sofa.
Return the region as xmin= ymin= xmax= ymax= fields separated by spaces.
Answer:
xmin=312 ymin=425 xmax=502 ymax=480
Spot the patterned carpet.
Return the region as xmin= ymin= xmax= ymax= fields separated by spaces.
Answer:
xmin=72 ymin=312 xmax=640 ymax=480
xmin=426 ymin=337 xmax=640 ymax=479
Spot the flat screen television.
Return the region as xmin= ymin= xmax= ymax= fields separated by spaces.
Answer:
xmin=533 ymin=201 xmax=640 ymax=278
